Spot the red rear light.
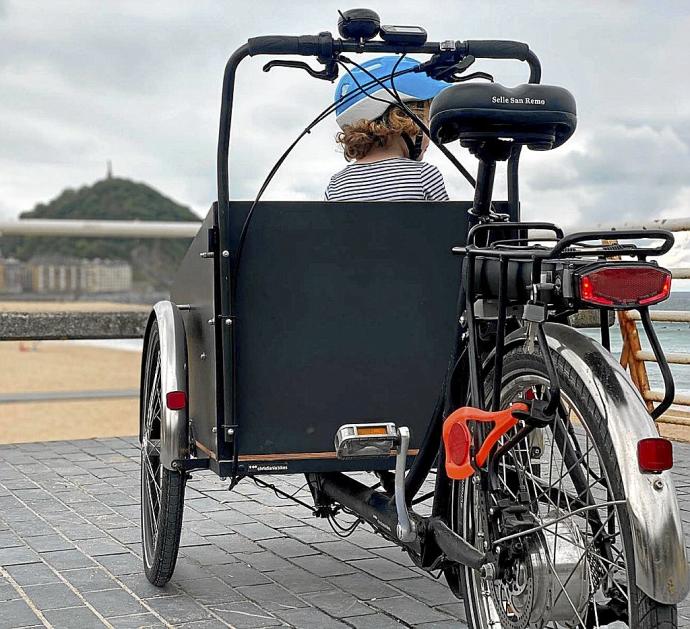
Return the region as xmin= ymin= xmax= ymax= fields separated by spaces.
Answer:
xmin=638 ymin=438 xmax=673 ymax=473
xmin=578 ymin=265 xmax=671 ymax=307
xmin=166 ymin=390 xmax=187 ymax=410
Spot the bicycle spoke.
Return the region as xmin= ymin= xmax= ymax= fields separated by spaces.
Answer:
xmin=467 ymin=373 xmax=635 ymax=629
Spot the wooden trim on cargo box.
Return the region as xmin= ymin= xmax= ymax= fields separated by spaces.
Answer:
xmin=238 ymin=449 xmax=419 ymax=462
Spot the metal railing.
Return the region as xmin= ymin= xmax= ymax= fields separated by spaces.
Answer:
xmin=617 ymin=262 xmax=690 ymax=426
xmin=1 ymin=217 xmax=689 ymax=427
xmin=0 ymin=219 xmax=201 ymax=238
xmin=621 ymin=305 xmax=690 ymax=426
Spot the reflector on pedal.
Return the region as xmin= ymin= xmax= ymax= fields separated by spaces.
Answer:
xmin=335 ymin=423 xmax=397 ymax=459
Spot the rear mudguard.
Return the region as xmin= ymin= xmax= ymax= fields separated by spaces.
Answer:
xmin=140 ymin=301 xmax=189 ymax=470
xmin=499 ymin=323 xmax=689 ymax=604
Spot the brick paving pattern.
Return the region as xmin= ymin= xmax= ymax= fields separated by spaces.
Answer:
xmin=0 ymin=436 xmax=687 ymax=628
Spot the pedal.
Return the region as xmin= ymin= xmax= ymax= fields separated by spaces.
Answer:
xmin=335 ymin=423 xmax=417 ymax=543
xmin=334 ymin=423 xmax=397 ymax=459
xmin=442 ymin=403 xmax=528 ymax=481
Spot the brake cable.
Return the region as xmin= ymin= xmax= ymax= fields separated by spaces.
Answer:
xmin=233 ymin=64 xmax=420 ymax=283
xmin=234 ymin=54 xmax=483 ymax=281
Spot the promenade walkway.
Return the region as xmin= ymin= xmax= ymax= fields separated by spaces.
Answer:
xmin=0 ymin=437 xmax=689 ymax=628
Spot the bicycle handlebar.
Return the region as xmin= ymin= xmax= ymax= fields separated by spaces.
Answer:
xmin=246 ymin=34 xmax=541 ymax=83
xmin=464 ymin=40 xmax=530 ymax=61
xmin=247 ymin=35 xmax=327 ymax=57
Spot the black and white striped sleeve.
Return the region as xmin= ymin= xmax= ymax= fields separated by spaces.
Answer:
xmin=420 ymin=163 xmax=449 ymax=201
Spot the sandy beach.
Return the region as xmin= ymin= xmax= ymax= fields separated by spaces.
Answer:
xmin=0 ymin=300 xmax=149 ymax=313
xmin=0 ymin=301 xmax=687 ymax=445
xmin=0 ymin=340 xmax=140 ymax=444
xmin=1 ymin=337 xmax=688 ymax=445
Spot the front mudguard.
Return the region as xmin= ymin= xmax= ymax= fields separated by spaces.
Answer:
xmin=140 ymin=301 xmax=189 ymax=470
xmin=501 ymin=323 xmax=689 ymax=604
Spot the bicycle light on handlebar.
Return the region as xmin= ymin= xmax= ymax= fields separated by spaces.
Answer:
xmin=575 ymin=263 xmax=671 ymax=308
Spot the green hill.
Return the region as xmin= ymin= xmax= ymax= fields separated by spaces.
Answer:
xmin=2 ymin=177 xmax=200 ymax=290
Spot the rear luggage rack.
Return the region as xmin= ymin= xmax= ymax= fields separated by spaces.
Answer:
xmin=454 ymin=220 xmax=676 ymax=422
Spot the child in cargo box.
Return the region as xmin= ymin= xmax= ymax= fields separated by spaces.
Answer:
xmin=325 ymin=56 xmax=449 ymax=202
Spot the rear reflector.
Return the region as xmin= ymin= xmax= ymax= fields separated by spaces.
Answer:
xmin=578 ymin=265 xmax=671 ymax=308
xmin=166 ymin=390 xmax=187 ymax=411
xmin=638 ymin=437 xmax=673 ymax=473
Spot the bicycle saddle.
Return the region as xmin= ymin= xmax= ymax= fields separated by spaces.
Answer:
xmin=429 ymin=83 xmax=577 ymax=150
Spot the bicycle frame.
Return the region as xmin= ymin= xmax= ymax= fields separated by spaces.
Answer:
xmin=201 ymin=30 xmax=686 ymax=605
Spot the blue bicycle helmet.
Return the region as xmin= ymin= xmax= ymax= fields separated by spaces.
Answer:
xmin=334 ymin=56 xmax=448 ymax=129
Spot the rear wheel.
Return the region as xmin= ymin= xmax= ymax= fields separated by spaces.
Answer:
xmin=452 ymin=344 xmax=676 ymax=628
xmin=140 ymin=322 xmax=186 ymax=586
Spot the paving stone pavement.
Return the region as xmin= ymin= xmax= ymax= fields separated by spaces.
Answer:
xmin=0 ymin=436 xmax=687 ymax=628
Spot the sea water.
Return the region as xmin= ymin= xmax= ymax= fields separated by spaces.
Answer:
xmin=582 ymin=291 xmax=690 ymax=395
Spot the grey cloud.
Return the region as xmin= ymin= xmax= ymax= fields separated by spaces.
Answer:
xmin=1 ymin=0 xmax=689 ymax=224
xmin=520 ymin=121 xmax=689 ymax=225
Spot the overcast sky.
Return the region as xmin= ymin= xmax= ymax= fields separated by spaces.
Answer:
xmin=1 ymin=0 xmax=689 ymax=262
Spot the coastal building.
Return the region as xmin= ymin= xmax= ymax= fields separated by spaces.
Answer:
xmin=81 ymin=259 xmax=132 ymax=293
xmin=0 ymin=257 xmax=32 ymax=294
xmin=28 ymin=256 xmax=132 ymax=294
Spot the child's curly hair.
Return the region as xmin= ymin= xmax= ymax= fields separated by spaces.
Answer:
xmin=336 ymin=101 xmax=429 ymax=161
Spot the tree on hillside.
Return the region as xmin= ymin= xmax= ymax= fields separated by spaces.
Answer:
xmin=2 ymin=178 xmax=201 ymax=289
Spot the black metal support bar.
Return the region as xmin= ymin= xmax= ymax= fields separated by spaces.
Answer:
xmin=537 ymin=323 xmax=561 ymax=415
xmin=548 ymin=229 xmax=674 ymax=259
xmin=639 ymin=307 xmax=675 ymax=419
xmin=491 ymin=257 xmax=509 ymax=411
xmin=316 ymin=472 xmax=417 ymax=548
xmin=405 ymin=281 xmax=468 ymax=503
xmin=171 ymin=458 xmax=210 ymax=472
xmin=507 ymin=146 xmax=521 ymax=220
xmin=467 ymin=221 xmax=563 ymax=247
xmin=427 ymin=517 xmax=486 ymax=570
xmin=599 ymin=309 xmax=611 ymax=351
xmin=404 ymin=391 xmax=444 ymax=502
xmin=216 ymin=44 xmax=251 ymax=477
xmin=314 ymin=473 xmax=486 ymax=571
xmin=471 ymin=159 xmax=496 ymax=221
xmin=464 ymin=254 xmax=483 ymax=407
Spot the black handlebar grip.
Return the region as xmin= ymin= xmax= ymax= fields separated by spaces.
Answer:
xmin=247 ymin=35 xmax=322 ymax=56
xmin=465 ymin=40 xmax=530 ymax=61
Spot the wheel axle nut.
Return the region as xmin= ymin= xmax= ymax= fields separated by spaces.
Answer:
xmin=480 ymin=563 xmax=496 ymax=580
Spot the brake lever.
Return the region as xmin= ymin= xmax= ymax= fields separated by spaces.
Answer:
xmin=262 ymin=59 xmax=338 ymax=82
xmin=419 ymin=54 xmax=474 ymax=80
xmin=418 ymin=55 xmax=494 ymax=84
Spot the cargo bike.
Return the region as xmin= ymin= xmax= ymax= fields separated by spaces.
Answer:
xmin=139 ymin=9 xmax=689 ymax=627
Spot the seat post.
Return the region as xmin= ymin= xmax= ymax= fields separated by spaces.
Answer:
xmin=471 ymin=158 xmax=496 ymax=219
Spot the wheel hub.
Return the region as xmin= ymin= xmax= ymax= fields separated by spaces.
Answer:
xmin=488 ymin=509 xmax=590 ymax=627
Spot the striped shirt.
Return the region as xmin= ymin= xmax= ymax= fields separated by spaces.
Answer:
xmin=324 ymin=157 xmax=449 ymax=202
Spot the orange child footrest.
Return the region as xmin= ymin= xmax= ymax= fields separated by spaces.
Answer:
xmin=442 ymin=402 xmax=529 ymax=480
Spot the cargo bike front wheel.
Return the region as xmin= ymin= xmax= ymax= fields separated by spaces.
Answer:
xmin=140 ymin=321 xmax=186 ymax=586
